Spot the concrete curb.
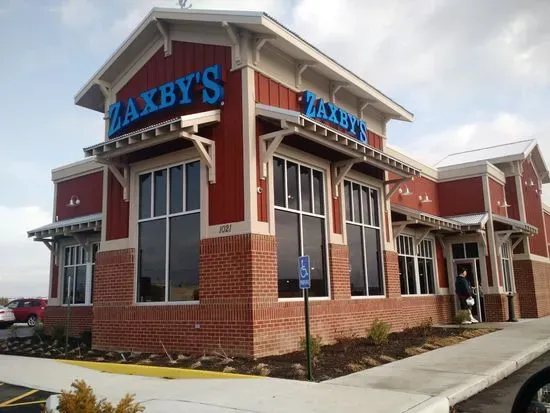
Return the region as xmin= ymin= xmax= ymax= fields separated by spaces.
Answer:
xmin=443 ymin=337 xmax=550 ymax=407
xmin=405 ymin=396 xmax=449 ymax=413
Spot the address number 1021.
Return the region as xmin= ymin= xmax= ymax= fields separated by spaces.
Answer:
xmin=219 ymin=224 xmax=232 ymax=234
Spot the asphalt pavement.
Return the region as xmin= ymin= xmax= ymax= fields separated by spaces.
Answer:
xmin=0 ymin=382 xmax=54 ymax=412
xmin=454 ymin=350 xmax=550 ymax=412
xmin=0 ymin=325 xmax=33 ymax=341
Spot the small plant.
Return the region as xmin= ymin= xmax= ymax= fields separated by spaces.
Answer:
xmin=334 ymin=330 xmax=358 ymax=353
xmin=454 ymin=310 xmax=471 ymax=325
xmin=404 ymin=318 xmax=434 ymax=338
xmin=299 ymin=335 xmax=323 ymax=360
xmin=45 ymin=379 xmax=144 ymax=413
xmin=80 ymin=329 xmax=92 ymax=347
xmin=34 ymin=322 xmax=45 ymax=343
xmin=51 ymin=325 xmax=66 ymax=343
xmin=368 ymin=319 xmax=391 ymax=346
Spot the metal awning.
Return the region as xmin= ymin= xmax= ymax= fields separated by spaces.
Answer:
xmin=28 ymin=213 xmax=102 ymax=239
xmin=256 ymin=104 xmax=422 ymax=180
xmin=445 ymin=213 xmax=489 ymax=231
xmin=83 ymin=110 xmax=220 ymax=201
xmin=391 ymin=204 xmax=462 ymax=233
xmin=493 ymin=214 xmax=538 ymax=235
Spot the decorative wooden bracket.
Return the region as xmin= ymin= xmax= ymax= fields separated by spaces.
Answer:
xmin=357 ymin=98 xmax=374 ymax=118
xmin=392 ymin=222 xmax=408 ymax=238
xmin=511 ymin=235 xmax=526 ymax=251
xmin=331 ymin=158 xmax=359 ymax=197
xmin=107 ymin=164 xmax=130 ymax=202
xmin=222 ymin=22 xmax=241 ymax=65
xmin=384 ymin=176 xmax=413 ymax=200
xmin=496 ymin=230 xmax=514 ymax=249
xmin=435 ymin=235 xmax=446 ymax=257
xmin=477 ymin=229 xmax=488 ymax=256
xmin=329 ymin=81 xmax=349 ymax=103
xmin=253 ymin=35 xmax=276 ymax=65
xmin=259 ymin=125 xmax=296 ymax=179
xmin=295 ymin=60 xmax=316 ymax=88
xmin=37 ymin=239 xmax=59 ymax=265
xmin=155 ymin=19 xmax=172 ymax=56
xmin=180 ymin=132 xmax=216 ymax=183
xmin=415 ymin=227 xmax=432 ymax=247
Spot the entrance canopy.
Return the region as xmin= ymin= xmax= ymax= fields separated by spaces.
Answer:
xmin=83 ymin=110 xmax=220 ymax=201
xmin=391 ymin=204 xmax=462 ymax=234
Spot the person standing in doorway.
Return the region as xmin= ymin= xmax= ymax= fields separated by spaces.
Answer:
xmin=455 ymin=269 xmax=479 ymax=324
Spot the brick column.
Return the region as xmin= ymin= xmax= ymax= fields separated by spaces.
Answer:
xmin=384 ymin=250 xmax=401 ymax=298
xmin=329 ymin=244 xmax=350 ymax=300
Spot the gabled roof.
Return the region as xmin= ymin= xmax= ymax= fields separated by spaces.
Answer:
xmin=434 ymin=139 xmax=550 ymax=183
xmin=75 ymin=8 xmax=413 ymax=122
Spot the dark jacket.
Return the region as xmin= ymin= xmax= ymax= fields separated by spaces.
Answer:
xmin=455 ymin=275 xmax=472 ymax=298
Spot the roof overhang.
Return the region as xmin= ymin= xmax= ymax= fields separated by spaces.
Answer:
xmin=75 ymin=8 xmax=413 ymax=122
xmin=493 ymin=214 xmax=538 ymax=235
xmin=256 ymin=104 xmax=421 ymax=179
xmin=28 ymin=213 xmax=102 ymax=240
xmin=444 ymin=213 xmax=489 ymax=231
xmin=391 ymin=204 xmax=462 ymax=232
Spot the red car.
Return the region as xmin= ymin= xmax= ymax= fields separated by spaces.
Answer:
xmin=7 ymin=298 xmax=47 ymax=327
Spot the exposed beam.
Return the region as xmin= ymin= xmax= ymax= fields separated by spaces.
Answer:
xmin=512 ymin=235 xmax=526 ymax=251
xmin=259 ymin=128 xmax=295 ymax=179
xmin=222 ymin=22 xmax=241 ymax=65
xmin=329 ymin=81 xmax=349 ymax=103
xmin=253 ymin=35 xmax=276 ymax=65
xmin=384 ymin=176 xmax=413 ymax=200
xmin=477 ymin=229 xmax=488 ymax=256
xmin=107 ymin=164 xmax=129 ymax=202
xmin=295 ymin=60 xmax=316 ymax=89
xmin=331 ymin=158 xmax=360 ymax=197
xmin=496 ymin=230 xmax=514 ymax=249
xmin=155 ymin=19 xmax=172 ymax=56
xmin=180 ymin=132 xmax=216 ymax=183
xmin=71 ymin=233 xmax=89 ymax=250
xmin=435 ymin=235 xmax=446 ymax=257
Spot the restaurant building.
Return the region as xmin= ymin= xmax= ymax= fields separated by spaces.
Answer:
xmin=28 ymin=8 xmax=550 ymax=357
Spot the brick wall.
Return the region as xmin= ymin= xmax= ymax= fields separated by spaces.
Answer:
xmin=514 ymin=259 xmax=550 ymax=317
xmin=44 ymin=306 xmax=93 ymax=337
xmin=484 ymin=294 xmax=507 ymax=322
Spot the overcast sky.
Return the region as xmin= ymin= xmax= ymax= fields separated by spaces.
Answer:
xmin=1 ymin=0 xmax=549 ymax=298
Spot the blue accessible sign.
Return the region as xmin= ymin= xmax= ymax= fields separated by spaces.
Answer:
xmin=298 ymin=255 xmax=311 ymax=289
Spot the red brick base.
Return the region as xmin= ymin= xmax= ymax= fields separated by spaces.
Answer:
xmin=44 ymin=306 xmax=93 ymax=336
xmin=514 ymin=259 xmax=550 ymax=317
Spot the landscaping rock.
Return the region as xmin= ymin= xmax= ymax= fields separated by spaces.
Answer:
xmin=190 ymin=360 xmax=202 ymax=369
xmin=223 ymin=366 xmax=237 ymax=373
xmin=347 ymin=363 xmax=364 ymax=373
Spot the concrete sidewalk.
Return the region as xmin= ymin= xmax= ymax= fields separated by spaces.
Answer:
xmin=1 ymin=317 xmax=550 ymax=412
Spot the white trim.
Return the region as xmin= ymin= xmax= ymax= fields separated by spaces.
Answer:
xmin=512 ymin=253 xmax=550 ymax=263
xmin=52 ymin=158 xmax=103 ymax=182
xmin=242 ymin=65 xmax=257 ymax=232
xmin=483 ymin=175 xmax=502 ymax=292
xmin=396 ymin=233 xmax=438 ymax=296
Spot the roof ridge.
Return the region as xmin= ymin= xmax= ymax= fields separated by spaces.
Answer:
xmin=440 ymin=138 xmax=534 ymax=158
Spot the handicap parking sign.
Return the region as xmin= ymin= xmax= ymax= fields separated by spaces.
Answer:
xmin=298 ymin=255 xmax=310 ymax=289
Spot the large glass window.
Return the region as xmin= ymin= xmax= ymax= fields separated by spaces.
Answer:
xmin=502 ymin=243 xmax=514 ymax=293
xmin=344 ymin=180 xmax=383 ymax=296
xmin=62 ymin=243 xmax=99 ymax=305
xmin=452 ymin=242 xmax=479 ymax=259
xmin=397 ymin=235 xmax=436 ymax=295
xmin=137 ymin=160 xmax=201 ymax=303
xmin=274 ymin=157 xmax=327 ymax=298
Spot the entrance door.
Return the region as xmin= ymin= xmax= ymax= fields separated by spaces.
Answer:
xmin=454 ymin=260 xmax=484 ymax=322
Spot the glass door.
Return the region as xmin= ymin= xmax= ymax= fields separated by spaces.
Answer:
xmin=454 ymin=260 xmax=484 ymax=322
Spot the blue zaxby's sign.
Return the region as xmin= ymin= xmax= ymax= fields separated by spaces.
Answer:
xmin=301 ymin=90 xmax=367 ymax=143
xmin=108 ymin=64 xmax=224 ymax=138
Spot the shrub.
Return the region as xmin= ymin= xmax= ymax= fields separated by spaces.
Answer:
xmin=51 ymin=325 xmax=66 ymax=343
xmin=46 ymin=379 xmax=144 ymax=413
xmin=0 ymin=297 xmax=9 ymax=306
xmin=299 ymin=335 xmax=322 ymax=359
xmin=404 ymin=318 xmax=434 ymax=338
xmin=454 ymin=310 xmax=471 ymax=325
xmin=368 ymin=319 xmax=391 ymax=346
xmin=334 ymin=330 xmax=358 ymax=353
xmin=80 ymin=329 xmax=92 ymax=347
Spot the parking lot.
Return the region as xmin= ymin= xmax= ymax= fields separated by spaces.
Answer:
xmin=0 ymin=382 xmax=54 ymax=412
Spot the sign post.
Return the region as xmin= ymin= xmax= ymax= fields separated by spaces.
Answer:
xmin=298 ymin=255 xmax=313 ymax=381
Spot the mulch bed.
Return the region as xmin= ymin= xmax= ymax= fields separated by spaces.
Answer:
xmin=0 ymin=326 xmax=495 ymax=382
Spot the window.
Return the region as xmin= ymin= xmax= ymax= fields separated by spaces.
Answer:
xmin=137 ymin=160 xmax=200 ymax=303
xmin=7 ymin=301 xmax=19 ymax=309
xmin=63 ymin=245 xmax=91 ymax=305
xmin=452 ymin=242 xmax=479 ymax=259
xmin=274 ymin=157 xmax=328 ymax=298
xmin=344 ymin=180 xmax=383 ymax=296
xmin=397 ymin=235 xmax=436 ymax=295
xmin=502 ymin=243 xmax=514 ymax=293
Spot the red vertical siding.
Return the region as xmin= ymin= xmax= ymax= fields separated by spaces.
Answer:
xmin=106 ymin=171 xmax=129 ymax=240
xmin=505 ymin=176 xmax=520 ymax=220
xmin=55 ymin=171 xmax=103 ymax=220
xmin=332 ymin=195 xmax=342 ymax=235
xmin=435 ymin=242 xmax=448 ymax=288
xmin=486 ymin=241 xmax=494 ymax=287
xmin=51 ymin=261 xmax=59 ymax=299
xmin=110 ymin=42 xmax=243 ymax=232
xmin=389 ymin=172 xmax=440 ymax=215
xmin=522 ymin=160 xmax=547 ymax=257
xmin=489 ymin=177 xmax=506 ymax=216
xmin=439 ymin=177 xmax=485 ymax=216
xmin=545 ymin=212 xmax=550 ymax=256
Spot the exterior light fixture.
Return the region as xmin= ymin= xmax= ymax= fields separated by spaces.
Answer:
xmin=398 ymin=185 xmax=412 ymax=196
xmin=497 ymin=200 xmax=511 ymax=208
xmin=419 ymin=193 xmax=432 ymax=204
xmin=67 ymin=195 xmax=80 ymax=208
xmin=525 ymin=179 xmax=535 ymax=187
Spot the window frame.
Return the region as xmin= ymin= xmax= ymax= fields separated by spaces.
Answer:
xmin=61 ymin=241 xmax=100 ymax=306
xmin=397 ymin=233 xmax=437 ymax=296
xmin=343 ymin=177 xmax=385 ymax=299
xmin=272 ymin=154 xmax=331 ymax=302
xmin=134 ymin=158 xmax=202 ymax=306
xmin=501 ymin=242 xmax=515 ymax=293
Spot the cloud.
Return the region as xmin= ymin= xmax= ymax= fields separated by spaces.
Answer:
xmin=0 ymin=206 xmax=51 ymax=299
xmin=56 ymin=0 xmax=100 ymax=29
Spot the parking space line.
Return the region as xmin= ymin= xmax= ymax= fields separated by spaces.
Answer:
xmin=0 ymin=399 xmax=48 ymax=408
xmin=0 ymin=389 xmax=39 ymax=407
